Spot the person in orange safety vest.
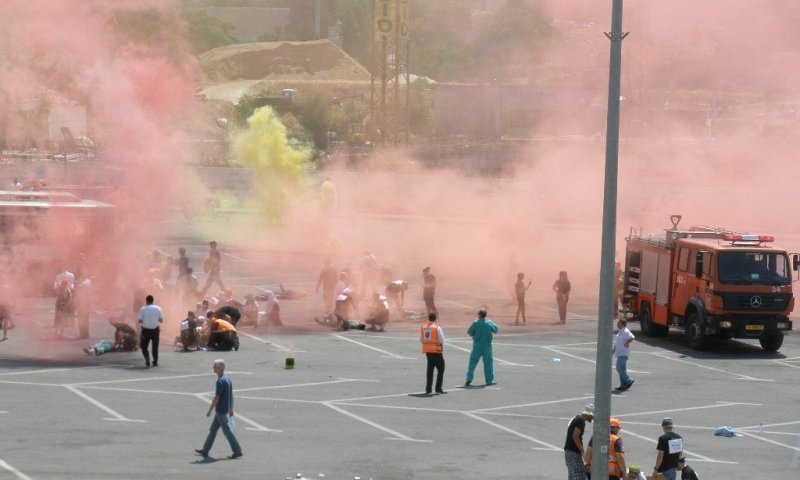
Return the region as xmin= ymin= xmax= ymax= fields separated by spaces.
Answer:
xmin=585 ymin=417 xmax=628 ymax=479
xmin=420 ymin=312 xmax=446 ymax=396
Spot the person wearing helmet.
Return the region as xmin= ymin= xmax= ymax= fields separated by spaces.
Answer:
xmin=585 ymin=417 xmax=628 ymax=479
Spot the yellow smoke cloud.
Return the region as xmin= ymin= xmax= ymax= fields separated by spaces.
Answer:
xmin=231 ymin=106 xmax=312 ymax=224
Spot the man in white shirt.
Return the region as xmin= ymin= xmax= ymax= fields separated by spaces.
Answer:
xmin=138 ymin=294 xmax=163 ymax=368
xmin=612 ymin=318 xmax=635 ymax=391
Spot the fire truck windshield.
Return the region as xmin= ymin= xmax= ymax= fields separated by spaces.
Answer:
xmin=718 ymin=252 xmax=790 ymax=285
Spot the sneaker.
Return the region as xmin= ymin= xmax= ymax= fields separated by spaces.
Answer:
xmin=152 ymin=362 xmax=158 ymax=367
xmin=228 ymin=452 xmax=243 ymax=459
xmin=464 ymin=381 xmax=471 ymax=387
xmin=626 ymin=379 xmax=634 ymax=389
xmin=487 ymin=382 xmax=497 ymax=386
xmin=436 ymin=390 xmax=447 ymax=394
xmin=194 ymin=449 xmax=208 ymax=458
xmin=145 ymin=361 xmax=151 ymax=368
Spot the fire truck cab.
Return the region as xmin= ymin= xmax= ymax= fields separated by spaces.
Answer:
xmin=623 ymin=215 xmax=796 ymax=351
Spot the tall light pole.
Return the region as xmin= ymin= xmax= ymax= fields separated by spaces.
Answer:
xmin=592 ymin=1 xmax=627 ymax=479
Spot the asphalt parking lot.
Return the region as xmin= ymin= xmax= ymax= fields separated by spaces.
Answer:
xmin=0 ymin=248 xmax=800 ymax=480
xmin=2 ymin=242 xmax=800 ymax=480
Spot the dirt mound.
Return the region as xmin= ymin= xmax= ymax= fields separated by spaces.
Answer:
xmin=199 ymin=40 xmax=370 ymax=85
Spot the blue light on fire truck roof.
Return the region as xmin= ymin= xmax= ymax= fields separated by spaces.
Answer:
xmin=721 ymin=234 xmax=774 ymax=243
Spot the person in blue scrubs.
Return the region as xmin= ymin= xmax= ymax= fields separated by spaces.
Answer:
xmin=464 ymin=308 xmax=499 ymax=386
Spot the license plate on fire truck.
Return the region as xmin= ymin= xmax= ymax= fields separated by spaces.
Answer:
xmin=745 ymin=324 xmax=765 ymax=332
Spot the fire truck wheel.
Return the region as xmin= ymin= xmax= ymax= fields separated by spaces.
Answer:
xmin=639 ymin=303 xmax=668 ymax=337
xmin=639 ymin=303 xmax=655 ymax=336
xmin=686 ymin=313 xmax=709 ymax=350
xmin=759 ymin=333 xmax=783 ymax=352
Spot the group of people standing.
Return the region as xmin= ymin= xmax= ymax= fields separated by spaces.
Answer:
xmin=566 ymin=406 xmax=698 ymax=480
xmin=419 ymin=306 xmax=499 ymax=395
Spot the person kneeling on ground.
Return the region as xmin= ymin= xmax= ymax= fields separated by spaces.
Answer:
xmin=364 ymin=293 xmax=389 ymax=331
xmin=240 ymin=294 xmax=259 ymax=326
xmin=83 ymin=318 xmax=138 ymax=356
xmin=316 ymin=288 xmax=358 ymax=329
xmin=176 ymin=311 xmax=199 ymax=351
xmin=206 ymin=315 xmax=240 ymax=351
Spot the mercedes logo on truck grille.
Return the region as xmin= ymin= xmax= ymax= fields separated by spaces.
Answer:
xmin=750 ymin=295 xmax=763 ymax=308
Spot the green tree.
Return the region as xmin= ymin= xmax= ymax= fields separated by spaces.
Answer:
xmin=471 ymin=2 xmax=553 ymax=79
xmin=111 ymin=7 xmax=190 ymax=61
xmin=297 ymin=92 xmax=331 ymax=150
xmin=180 ymin=8 xmax=236 ymax=54
xmin=407 ymin=82 xmax=433 ymax=136
xmin=336 ymin=0 xmax=372 ymax=68
xmin=410 ymin=1 xmax=476 ymax=80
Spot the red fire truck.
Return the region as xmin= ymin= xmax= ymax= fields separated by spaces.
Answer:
xmin=623 ymin=215 xmax=796 ymax=351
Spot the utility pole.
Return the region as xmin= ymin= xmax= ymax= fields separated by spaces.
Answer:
xmin=592 ymin=1 xmax=627 ymax=479
xmin=314 ymin=0 xmax=321 ymax=39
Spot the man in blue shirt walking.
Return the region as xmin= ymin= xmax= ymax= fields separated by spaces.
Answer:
xmin=195 ymin=359 xmax=243 ymax=459
xmin=464 ymin=308 xmax=499 ymax=387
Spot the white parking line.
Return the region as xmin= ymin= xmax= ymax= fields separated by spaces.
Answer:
xmin=462 ymin=412 xmax=561 ymax=451
xmin=737 ymin=430 xmax=800 ymax=453
xmin=333 ymin=334 xmax=416 ymax=359
xmin=0 ymin=459 xmax=34 ymax=480
xmin=771 ymin=358 xmax=800 ymax=369
xmin=619 ymin=427 xmax=737 ymax=464
xmin=0 ymin=368 xmax=72 ymax=376
xmin=444 ymin=342 xmax=531 ymax=366
xmin=70 ymin=372 xmax=228 ymax=387
xmin=238 ymin=331 xmax=302 ymax=352
xmin=540 ymin=345 xmax=595 ymax=364
xmin=472 ymin=395 xmax=594 ymax=413
xmin=615 ymin=401 xmax=761 ymax=421
xmin=193 ymin=393 xmax=282 ymax=432
xmin=236 ymin=378 xmax=377 ymax=393
xmin=65 ymin=385 xmax=146 ymax=423
xmin=323 ymin=401 xmax=431 ymax=442
xmin=651 ymin=352 xmax=773 ymax=381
